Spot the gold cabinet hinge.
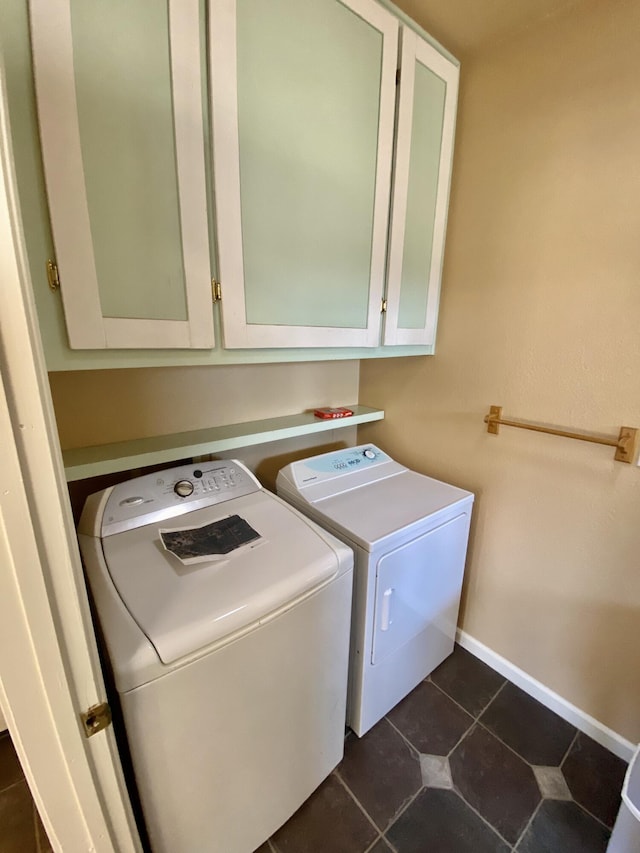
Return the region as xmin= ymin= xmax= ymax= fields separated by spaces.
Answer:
xmin=211 ymin=279 xmax=222 ymax=303
xmin=381 ymin=297 xmax=388 ymax=313
xmin=46 ymin=259 xmax=60 ymax=292
xmin=80 ymin=702 xmax=112 ymax=738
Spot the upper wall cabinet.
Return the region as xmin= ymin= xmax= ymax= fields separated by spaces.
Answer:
xmin=30 ymin=0 xmax=214 ymax=349
xmin=27 ymin=1 xmax=458 ymax=358
xmin=209 ymin=0 xmax=399 ymax=349
xmin=383 ymin=28 xmax=459 ymax=347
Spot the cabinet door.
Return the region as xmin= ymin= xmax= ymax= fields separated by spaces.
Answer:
xmin=210 ymin=0 xmax=398 ymax=348
xmin=383 ymin=28 xmax=459 ymax=346
xmin=30 ymin=0 xmax=213 ymax=350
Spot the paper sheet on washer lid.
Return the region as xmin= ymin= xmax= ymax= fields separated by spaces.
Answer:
xmin=311 ymin=470 xmax=473 ymax=551
xmin=101 ymin=491 xmax=341 ymax=664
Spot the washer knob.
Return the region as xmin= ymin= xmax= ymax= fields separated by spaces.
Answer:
xmin=174 ymin=479 xmax=194 ymax=498
xmin=363 ymin=448 xmax=376 ymax=459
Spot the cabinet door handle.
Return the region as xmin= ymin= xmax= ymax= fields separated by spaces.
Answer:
xmin=380 ymin=588 xmax=394 ymax=631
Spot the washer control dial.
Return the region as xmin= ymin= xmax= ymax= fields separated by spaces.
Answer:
xmin=363 ymin=448 xmax=376 ymax=459
xmin=174 ymin=479 xmax=194 ymax=498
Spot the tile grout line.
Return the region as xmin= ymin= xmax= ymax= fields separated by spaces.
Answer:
xmin=426 ymin=676 xmax=486 ymax=723
xmin=386 ymin=702 xmax=516 ymax=851
xmin=425 ymin=669 xmax=613 ymax=849
xmin=362 ymin=832 xmax=397 ymax=853
xmin=448 ymin=780 xmax=517 ymax=850
xmin=333 ymin=770 xmax=390 ymax=840
xmin=383 ymin=714 xmax=423 ymax=759
xmin=559 ymin=729 xmax=579 ymax=769
xmin=377 ymin=784 xmax=425 ymax=843
xmin=389 ymin=667 xmax=509 ymax=762
xmin=512 ymin=797 xmax=544 ymax=851
xmin=384 ymin=835 xmax=400 ymax=853
xmin=432 ymin=681 xmax=533 ymax=851
xmin=571 ymin=797 xmax=617 ymax=834
xmin=382 ymin=683 xmax=476 ymax=765
xmin=429 ymin=674 xmax=509 ymax=743
xmin=434 ymin=655 xmax=582 ymax=769
xmin=473 ymin=676 xmax=508 ymax=721
xmin=473 ymin=715 xmax=577 ymax=812
xmin=448 ymin=711 xmax=608 ymax=848
xmin=338 ymin=727 xmax=429 ymax=841
xmin=475 ymin=716 xmax=575 ymax=776
xmin=428 ymin=679 xmax=478 ymax=722
xmin=383 ymin=681 xmax=522 ymax=847
xmin=381 ymin=834 xmax=400 ymax=853
xmin=336 ymin=767 xmax=424 ymax=853
xmin=557 ymin=730 xmax=618 ymax=833
xmin=445 ymin=720 xmax=475 ymax=761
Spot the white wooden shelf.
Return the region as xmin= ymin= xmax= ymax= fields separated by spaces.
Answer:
xmin=63 ymin=405 xmax=384 ymax=481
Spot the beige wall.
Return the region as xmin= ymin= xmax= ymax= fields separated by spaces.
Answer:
xmin=360 ymin=0 xmax=640 ymax=741
xmin=50 ymin=361 xmax=360 ymax=449
xmin=50 ymin=361 xmax=360 ymax=512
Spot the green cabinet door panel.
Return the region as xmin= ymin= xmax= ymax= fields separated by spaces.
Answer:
xmin=397 ymin=62 xmax=445 ymax=330
xmin=237 ymin=0 xmax=382 ymax=329
xmin=71 ymin=0 xmax=187 ymax=322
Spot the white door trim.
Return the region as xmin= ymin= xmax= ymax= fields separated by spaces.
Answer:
xmin=0 ymin=59 xmax=141 ymax=852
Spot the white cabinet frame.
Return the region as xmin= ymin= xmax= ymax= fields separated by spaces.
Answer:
xmin=209 ymin=0 xmax=398 ymax=348
xmin=383 ymin=27 xmax=459 ymax=346
xmin=30 ymin=0 xmax=214 ymax=350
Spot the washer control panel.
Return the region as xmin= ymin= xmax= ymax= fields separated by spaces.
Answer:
xmin=100 ymin=461 xmax=261 ymax=536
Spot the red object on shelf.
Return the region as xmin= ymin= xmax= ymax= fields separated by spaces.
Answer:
xmin=313 ymin=407 xmax=354 ymax=420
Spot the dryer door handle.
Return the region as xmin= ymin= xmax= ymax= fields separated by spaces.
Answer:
xmin=380 ymin=588 xmax=394 ymax=631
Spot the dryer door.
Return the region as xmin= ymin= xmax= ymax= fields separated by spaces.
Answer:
xmin=371 ymin=513 xmax=469 ymax=665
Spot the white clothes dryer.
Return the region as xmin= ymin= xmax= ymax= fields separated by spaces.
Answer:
xmin=277 ymin=445 xmax=473 ymax=737
xmin=78 ymin=461 xmax=353 ymax=853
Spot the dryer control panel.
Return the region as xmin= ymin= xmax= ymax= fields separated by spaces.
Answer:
xmin=277 ymin=445 xmax=397 ymax=492
xmin=97 ymin=461 xmax=261 ymax=536
xmin=306 ymin=446 xmax=389 ymax=475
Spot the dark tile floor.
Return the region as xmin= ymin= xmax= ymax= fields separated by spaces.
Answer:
xmin=0 ymin=648 xmax=628 ymax=853
xmin=261 ymin=645 xmax=628 ymax=853
xmin=0 ymin=732 xmax=52 ymax=852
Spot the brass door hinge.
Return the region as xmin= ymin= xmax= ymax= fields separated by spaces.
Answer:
xmin=381 ymin=297 xmax=387 ymax=313
xmin=80 ymin=702 xmax=112 ymax=738
xmin=211 ymin=279 xmax=222 ymax=303
xmin=46 ymin=259 xmax=60 ymax=292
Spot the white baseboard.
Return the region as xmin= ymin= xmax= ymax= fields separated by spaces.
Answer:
xmin=456 ymin=629 xmax=636 ymax=763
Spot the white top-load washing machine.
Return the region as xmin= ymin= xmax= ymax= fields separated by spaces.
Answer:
xmin=277 ymin=445 xmax=473 ymax=737
xmin=78 ymin=461 xmax=353 ymax=853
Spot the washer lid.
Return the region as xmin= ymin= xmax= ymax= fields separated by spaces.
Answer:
xmin=309 ymin=470 xmax=473 ymax=551
xmin=100 ymin=491 xmax=342 ymax=664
